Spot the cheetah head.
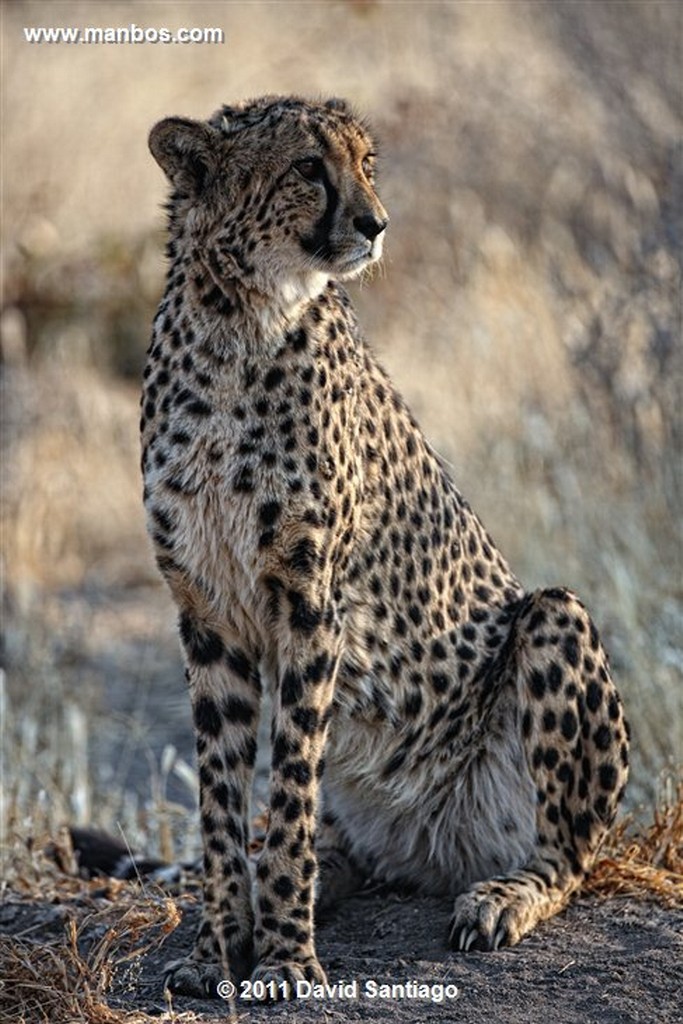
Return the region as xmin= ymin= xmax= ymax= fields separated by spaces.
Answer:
xmin=149 ymin=95 xmax=388 ymax=310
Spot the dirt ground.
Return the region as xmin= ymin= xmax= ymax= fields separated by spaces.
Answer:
xmin=2 ymin=887 xmax=682 ymax=1023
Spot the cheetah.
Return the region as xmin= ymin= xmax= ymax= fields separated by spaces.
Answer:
xmin=141 ymin=95 xmax=629 ymax=998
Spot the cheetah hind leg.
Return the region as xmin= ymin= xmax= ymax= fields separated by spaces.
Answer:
xmin=314 ymin=812 xmax=366 ymax=920
xmin=450 ymin=588 xmax=629 ymax=952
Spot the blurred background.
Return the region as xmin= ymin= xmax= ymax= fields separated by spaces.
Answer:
xmin=1 ymin=1 xmax=681 ymax=863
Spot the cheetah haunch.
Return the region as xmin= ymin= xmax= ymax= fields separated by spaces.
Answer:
xmin=142 ymin=95 xmax=629 ymax=999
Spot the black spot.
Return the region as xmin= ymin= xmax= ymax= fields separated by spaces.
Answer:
xmin=527 ymin=609 xmax=547 ymax=631
xmin=259 ymin=500 xmax=281 ymax=527
xmin=593 ymin=724 xmax=612 ymax=751
xmin=302 ymin=858 xmax=315 ymax=879
xmin=586 ymin=680 xmax=603 ymax=712
xmin=212 ymin=783 xmax=230 ymax=810
xmin=291 ymin=706 xmax=319 ymax=735
xmin=289 ymin=538 xmax=317 ymax=576
xmin=560 ymin=710 xmax=578 ymax=741
xmin=394 ymin=615 xmax=407 ymax=637
xmin=431 ymin=672 xmax=449 ymax=694
xmin=273 ymin=875 xmax=296 ymax=900
xmin=281 ymin=669 xmax=303 ymax=706
xmin=284 ymin=797 xmax=302 ymax=822
xmin=456 ymin=644 xmax=475 ymax=662
xmin=282 ymin=760 xmax=312 ymax=786
xmin=564 ymin=635 xmax=580 ymax=669
xmin=404 ymin=691 xmax=423 ymax=717
xmin=529 ymin=670 xmax=546 ymax=699
xmin=608 ymin=695 xmax=620 ymax=721
xmin=304 ymin=653 xmax=329 ymax=684
xmin=573 ymin=810 xmax=594 ymax=840
xmin=544 ymin=747 xmax=560 ymax=770
xmin=225 ymin=647 xmax=252 ymax=681
xmin=268 ymin=828 xmax=286 ymax=849
xmin=201 ymin=811 xmax=217 ymax=834
xmin=546 ymin=804 xmax=560 ymax=825
xmin=223 ymin=696 xmax=255 ymax=726
xmin=179 ymin=612 xmax=224 ymax=665
xmin=543 ymin=710 xmax=557 ymax=732
xmin=264 ymin=367 xmax=286 ymax=390
xmin=288 ymin=590 xmax=322 ymax=634
xmin=271 ymin=789 xmax=288 ymax=811
xmin=272 ymin=732 xmax=297 ymax=768
xmin=288 ymin=327 xmax=308 ymax=352
xmin=193 ymin=696 xmax=222 ymax=738
xmin=187 ymin=398 xmax=212 ymax=416
xmin=547 ymin=662 xmax=563 ymax=693
xmin=599 ymin=763 xmax=618 ymax=791
xmin=233 ymin=465 xmax=254 ymax=493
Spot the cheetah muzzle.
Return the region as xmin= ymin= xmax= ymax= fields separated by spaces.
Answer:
xmin=141 ymin=94 xmax=629 ymax=1000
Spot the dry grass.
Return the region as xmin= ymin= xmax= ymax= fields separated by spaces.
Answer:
xmin=0 ymin=849 xmax=188 ymax=1024
xmin=0 ymin=911 xmax=189 ymax=1024
xmin=586 ymin=775 xmax=683 ymax=908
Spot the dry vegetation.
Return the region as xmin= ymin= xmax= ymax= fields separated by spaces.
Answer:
xmin=1 ymin=4 xmax=681 ymax=1010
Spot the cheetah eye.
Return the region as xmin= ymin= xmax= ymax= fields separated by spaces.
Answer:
xmin=362 ymin=154 xmax=376 ymax=181
xmin=295 ymin=157 xmax=325 ymax=183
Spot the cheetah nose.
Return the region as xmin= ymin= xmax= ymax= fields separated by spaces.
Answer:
xmin=354 ymin=214 xmax=388 ymax=241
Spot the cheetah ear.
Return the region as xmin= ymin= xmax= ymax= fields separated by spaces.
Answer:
xmin=148 ymin=117 xmax=219 ymax=194
xmin=324 ymin=97 xmax=351 ymax=114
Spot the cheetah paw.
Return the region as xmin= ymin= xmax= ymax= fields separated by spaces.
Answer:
xmin=449 ymin=889 xmax=524 ymax=952
xmin=251 ymin=957 xmax=327 ymax=1001
xmin=163 ymin=958 xmax=225 ymax=998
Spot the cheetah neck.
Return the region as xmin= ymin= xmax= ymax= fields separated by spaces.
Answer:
xmin=192 ymin=242 xmax=331 ymax=354
xmin=246 ymin=270 xmax=331 ymax=342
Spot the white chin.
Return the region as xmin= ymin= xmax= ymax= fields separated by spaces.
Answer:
xmin=335 ymin=254 xmax=376 ymax=280
xmin=279 ymin=270 xmax=330 ymax=307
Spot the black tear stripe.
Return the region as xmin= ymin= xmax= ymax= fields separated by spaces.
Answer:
xmin=300 ymin=162 xmax=339 ymax=262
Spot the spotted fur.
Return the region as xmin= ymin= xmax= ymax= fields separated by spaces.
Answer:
xmin=141 ymin=95 xmax=629 ymax=999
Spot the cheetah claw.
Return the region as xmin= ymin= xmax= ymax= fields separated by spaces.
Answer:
xmin=251 ymin=958 xmax=328 ymax=1001
xmin=163 ymin=958 xmax=224 ymax=998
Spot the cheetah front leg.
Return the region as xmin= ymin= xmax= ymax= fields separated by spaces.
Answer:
xmin=450 ymin=588 xmax=629 ymax=951
xmin=164 ymin=611 xmax=261 ymax=997
xmin=251 ymin=621 xmax=342 ymax=995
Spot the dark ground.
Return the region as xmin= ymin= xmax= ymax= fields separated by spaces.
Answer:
xmin=2 ymin=887 xmax=682 ymax=1023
